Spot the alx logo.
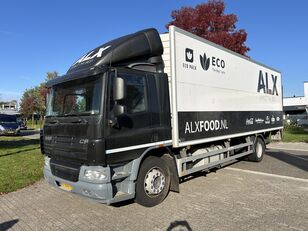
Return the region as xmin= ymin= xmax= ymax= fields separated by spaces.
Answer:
xmin=73 ymin=45 xmax=111 ymax=65
xmin=257 ymin=70 xmax=278 ymax=96
xmin=200 ymin=53 xmax=210 ymax=71
xmin=200 ymin=52 xmax=225 ymax=71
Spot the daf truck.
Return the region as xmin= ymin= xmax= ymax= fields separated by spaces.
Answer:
xmin=41 ymin=26 xmax=283 ymax=207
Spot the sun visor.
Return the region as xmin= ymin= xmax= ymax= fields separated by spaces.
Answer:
xmin=67 ymin=28 xmax=163 ymax=75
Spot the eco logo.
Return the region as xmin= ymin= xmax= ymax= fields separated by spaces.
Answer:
xmin=200 ymin=53 xmax=210 ymax=71
xmin=200 ymin=52 xmax=226 ymax=74
xmin=185 ymin=48 xmax=194 ymax=62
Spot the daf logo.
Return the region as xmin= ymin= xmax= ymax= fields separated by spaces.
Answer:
xmin=44 ymin=135 xmax=52 ymax=141
xmin=79 ymin=139 xmax=89 ymax=145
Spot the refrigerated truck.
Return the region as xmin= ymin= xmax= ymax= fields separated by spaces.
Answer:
xmin=42 ymin=26 xmax=283 ymax=207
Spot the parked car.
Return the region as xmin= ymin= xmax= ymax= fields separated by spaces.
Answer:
xmin=0 ymin=114 xmax=21 ymax=135
xmin=297 ymin=117 xmax=308 ymax=128
xmin=17 ymin=118 xmax=27 ymax=130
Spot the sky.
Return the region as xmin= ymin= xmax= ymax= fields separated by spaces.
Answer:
xmin=0 ymin=0 xmax=308 ymax=103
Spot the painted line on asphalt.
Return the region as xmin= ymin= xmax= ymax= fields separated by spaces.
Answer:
xmin=268 ymin=147 xmax=308 ymax=152
xmin=225 ymin=167 xmax=308 ymax=183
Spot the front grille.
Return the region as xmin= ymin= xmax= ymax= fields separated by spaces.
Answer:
xmin=4 ymin=128 xmax=15 ymax=133
xmin=50 ymin=159 xmax=81 ymax=182
xmin=44 ymin=136 xmax=88 ymax=160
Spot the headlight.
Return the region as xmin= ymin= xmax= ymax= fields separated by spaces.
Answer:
xmin=84 ymin=169 xmax=107 ymax=181
xmin=0 ymin=125 xmax=4 ymax=131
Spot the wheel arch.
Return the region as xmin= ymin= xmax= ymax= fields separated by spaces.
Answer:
xmin=255 ymin=132 xmax=270 ymax=145
xmin=130 ymin=146 xmax=179 ymax=193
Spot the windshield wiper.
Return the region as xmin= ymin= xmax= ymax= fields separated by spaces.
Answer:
xmin=71 ymin=119 xmax=88 ymax=124
xmin=63 ymin=112 xmax=91 ymax=117
xmin=48 ymin=119 xmax=59 ymax=125
xmin=63 ymin=113 xmax=88 ymax=124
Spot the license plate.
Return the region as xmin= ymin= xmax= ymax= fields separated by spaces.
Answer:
xmin=59 ymin=182 xmax=73 ymax=191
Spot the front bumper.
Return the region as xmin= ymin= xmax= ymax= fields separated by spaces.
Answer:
xmin=0 ymin=128 xmax=20 ymax=135
xmin=43 ymin=157 xmax=135 ymax=204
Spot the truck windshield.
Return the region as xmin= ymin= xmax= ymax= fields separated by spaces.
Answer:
xmin=46 ymin=76 xmax=102 ymax=117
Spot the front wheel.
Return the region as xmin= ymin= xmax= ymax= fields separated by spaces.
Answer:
xmin=135 ymin=156 xmax=170 ymax=207
xmin=247 ymin=137 xmax=265 ymax=162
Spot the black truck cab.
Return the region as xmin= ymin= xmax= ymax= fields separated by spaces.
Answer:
xmin=42 ymin=29 xmax=172 ymax=205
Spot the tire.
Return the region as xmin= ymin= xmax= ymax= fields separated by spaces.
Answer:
xmin=247 ymin=137 xmax=265 ymax=162
xmin=135 ymin=156 xmax=171 ymax=207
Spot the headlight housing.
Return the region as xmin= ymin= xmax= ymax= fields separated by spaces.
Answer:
xmin=84 ymin=169 xmax=107 ymax=181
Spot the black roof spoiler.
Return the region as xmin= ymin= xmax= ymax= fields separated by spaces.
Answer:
xmin=46 ymin=28 xmax=163 ymax=87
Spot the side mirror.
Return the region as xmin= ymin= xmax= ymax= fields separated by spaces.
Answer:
xmin=114 ymin=104 xmax=125 ymax=116
xmin=109 ymin=104 xmax=125 ymax=127
xmin=113 ymin=77 xmax=125 ymax=101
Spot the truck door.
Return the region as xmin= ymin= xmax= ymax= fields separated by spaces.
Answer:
xmin=105 ymin=69 xmax=153 ymax=163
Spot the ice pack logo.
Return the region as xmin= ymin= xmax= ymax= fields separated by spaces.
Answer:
xmin=200 ymin=53 xmax=211 ymax=71
xmin=185 ymin=48 xmax=194 ymax=62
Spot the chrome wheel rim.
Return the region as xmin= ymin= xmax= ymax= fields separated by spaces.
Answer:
xmin=144 ymin=167 xmax=165 ymax=196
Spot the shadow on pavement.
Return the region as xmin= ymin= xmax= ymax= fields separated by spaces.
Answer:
xmin=0 ymin=139 xmax=40 ymax=158
xmin=180 ymin=170 xmax=208 ymax=184
xmin=0 ymin=139 xmax=39 ymax=148
xmin=167 ymin=220 xmax=192 ymax=231
xmin=266 ymin=150 xmax=308 ymax=172
xmin=20 ymin=129 xmax=40 ymax=136
xmin=0 ymin=147 xmax=40 ymax=158
xmin=112 ymin=199 xmax=135 ymax=207
xmin=0 ymin=219 xmax=19 ymax=231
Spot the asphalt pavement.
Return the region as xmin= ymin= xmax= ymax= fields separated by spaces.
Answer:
xmin=19 ymin=130 xmax=40 ymax=139
xmin=0 ymin=142 xmax=307 ymax=231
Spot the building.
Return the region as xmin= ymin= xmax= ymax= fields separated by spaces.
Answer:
xmin=0 ymin=100 xmax=18 ymax=114
xmin=283 ymin=82 xmax=308 ymax=124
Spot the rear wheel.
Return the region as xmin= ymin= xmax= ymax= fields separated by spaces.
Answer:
xmin=135 ymin=156 xmax=170 ymax=207
xmin=247 ymin=137 xmax=265 ymax=162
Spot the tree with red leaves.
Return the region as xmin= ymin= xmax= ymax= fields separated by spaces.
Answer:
xmin=19 ymin=71 xmax=58 ymax=119
xmin=166 ymin=0 xmax=250 ymax=56
xmin=19 ymin=87 xmax=44 ymax=119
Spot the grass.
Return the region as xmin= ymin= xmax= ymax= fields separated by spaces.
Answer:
xmin=26 ymin=120 xmax=43 ymax=130
xmin=0 ymin=135 xmax=43 ymax=194
xmin=282 ymin=124 xmax=308 ymax=143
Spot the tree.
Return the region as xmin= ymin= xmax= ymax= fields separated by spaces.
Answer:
xmin=19 ymin=87 xmax=44 ymax=120
xmin=166 ymin=0 xmax=250 ymax=56
xmin=19 ymin=71 xmax=59 ymax=120
xmin=45 ymin=71 xmax=58 ymax=82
